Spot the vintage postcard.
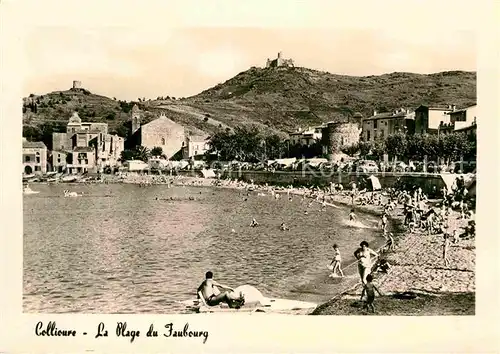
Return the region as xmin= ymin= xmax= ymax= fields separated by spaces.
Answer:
xmin=1 ymin=0 xmax=499 ymax=352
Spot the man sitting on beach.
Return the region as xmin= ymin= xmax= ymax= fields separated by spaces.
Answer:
xmin=197 ymin=271 xmax=245 ymax=308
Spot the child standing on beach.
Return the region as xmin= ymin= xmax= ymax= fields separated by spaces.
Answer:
xmin=443 ymin=233 xmax=451 ymax=267
xmin=349 ymin=209 xmax=357 ymax=222
xmin=329 ymin=244 xmax=344 ymax=277
xmin=360 ymin=274 xmax=382 ymax=313
xmin=381 ymin=213 xmax=388 ymax=236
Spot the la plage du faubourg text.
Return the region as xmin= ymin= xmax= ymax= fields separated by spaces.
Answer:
xmin=35 ymin=321 xmax=210 ymax=343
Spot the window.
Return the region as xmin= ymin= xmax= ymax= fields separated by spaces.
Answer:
xmin=385 ymin=121 xmax=388 ymax=125
xmin=367 ymin=131 xmax=371 ymax=141
xmin=36 ymin=157 xmax=40 ymax=163
xmin=35 ymin=166 xmax=40 ymax=171
xmin=373 ymin=120 xmax=378 ymax=129
xmin=57 ymin=158 xmax=61 ymax=163
xmin=25 ymin=156 xmax=30 ymax=162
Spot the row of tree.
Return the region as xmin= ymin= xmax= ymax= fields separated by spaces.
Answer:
xmin=119 ymin=146 xmax=166 ymax=162
xmin=341 ymin=131 xmax=477 ymax=162
xmin=205 ymin=126 xmax=288 ymax=162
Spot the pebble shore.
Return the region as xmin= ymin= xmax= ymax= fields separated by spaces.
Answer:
xmin=311 ymin=192 xmax=475 ymax=316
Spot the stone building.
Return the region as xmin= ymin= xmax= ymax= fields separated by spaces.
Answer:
xmin=414 ymin=105 xmax=454 ymax=134
xmin=52 ymin=112 xmax=124 ymax=173
xmin=22 ymin=140 xmax=47 ymax=175
xmin=49 ymin=150 xmax=68 ymax=173
xmin=361 ymin=108 xmax=415 ymax=142
xmin=289 ymin=126 xmax=323 ymax=146
xmin=72 ymin=80 xmax=82 ymax=89
xmin=321 ymin=122 xmax=361 ymax=161
xmin=127 ymin=112 xmax=185 ymax=160
xmin=265 ymin=52 xmax=295 ymax=68
xmin=182 ymin=135 xmax=210 ymax=160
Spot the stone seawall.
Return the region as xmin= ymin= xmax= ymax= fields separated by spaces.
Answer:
xmin=220 ymin=170 xmax=460 ymax=196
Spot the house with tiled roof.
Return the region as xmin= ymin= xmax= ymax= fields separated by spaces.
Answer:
xmin=22 ymin=139 xmax=47 ymax=175
xmin=361 ymin=108 xmax=415 ymax=142
xmin=414 ymin=104 xmax=455 ymax=134
xmin=438 ymin=104 xmax=477 ymax=137
xmin=51 ymin=111 xmax=124 ymax=174
xmin=182 ymin=134 xmax=211 ymax=160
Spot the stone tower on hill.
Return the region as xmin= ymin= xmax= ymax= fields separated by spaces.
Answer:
xmin=131 ymin=104 xmax=141 ymax=134
xmin=265 ymin=52 xmax=295 ymax=68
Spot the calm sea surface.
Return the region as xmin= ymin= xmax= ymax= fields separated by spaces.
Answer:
xmin=23 ymin=183 xmax=383 ymax=313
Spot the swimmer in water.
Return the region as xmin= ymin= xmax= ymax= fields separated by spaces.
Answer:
xmin=280 ymin=222 xmax=289 ymax=231
xmin=250 ymin=218 xmax=259 ymax=227
xmin=349 ymin=209 xmax=357 ymax=221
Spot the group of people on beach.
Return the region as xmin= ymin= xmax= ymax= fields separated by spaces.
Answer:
xmin=194 ymin=174 xmax=475 ymax=313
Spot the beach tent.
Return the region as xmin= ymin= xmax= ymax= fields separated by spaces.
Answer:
xmin=201 ymin=169 xmax=216 ymax=178
xmin=438 ymin=173 xmax=459 ymax=193
xmin=367 ymin=175 xmax=382 ymax=191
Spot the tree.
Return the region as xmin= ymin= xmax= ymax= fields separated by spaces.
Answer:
xmin=151 ymin=146 xmax=163 ymax=157
xmin=105 ymin=112 xmax=116 ymax=120
xmin=358 ymin=141 xmax=372 ymax=158
xmin=341 ymin=143 xmax=360 ymax=157
xmin=120 ymin=149 xmax=136 ymax=162
xmin=119 ymin=146 xmax=151 ymax=162
xmin=440 ymin=132 xmax=470 ymax=163
xmin=384 ymin=132 xmax=408 ymax=162
xmin=135 ymin=146 xmax=151 ymax=162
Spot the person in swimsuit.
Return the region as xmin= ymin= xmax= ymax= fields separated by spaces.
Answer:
xmin=381 ymin=213 xmax=388 ymax=236
xmin=197 ymin=271 xmax=245 ymax=308
xmin=354 ymin=241 xmax=379 ymax=284
xmin=360 ymin=274 xmax=382 ymax=313
xmin=349 ymin=209 xmax=357 ymax=222
xmin=329 ymin=244 xmax=345 ymax=277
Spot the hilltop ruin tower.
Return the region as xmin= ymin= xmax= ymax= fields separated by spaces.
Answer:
xmin=265 ymin=51 xmax=295 ymax=68
xmin=131 ymin=104 xmax=141 ymax=134
xmin=72 ymin=80 xmax=82 ymax=89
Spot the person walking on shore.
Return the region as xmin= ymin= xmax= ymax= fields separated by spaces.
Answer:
xmin=354 ymin=241 xmax=379 ymax=284
xmin=329 ymin=244 xmax=344 ymax=277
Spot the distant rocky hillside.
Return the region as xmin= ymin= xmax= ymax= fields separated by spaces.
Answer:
xmin=23 ymin=67 xmax=476 ymax=148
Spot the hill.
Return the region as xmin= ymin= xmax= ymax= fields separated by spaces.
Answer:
xmin=23 ymin=67 xmax=476 ymax=148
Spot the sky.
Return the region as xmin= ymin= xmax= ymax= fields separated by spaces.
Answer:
xmin=13 ymin=0 xmax=479 ymax=101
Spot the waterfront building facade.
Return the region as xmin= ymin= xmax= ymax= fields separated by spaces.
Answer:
xmin=182 ymin=135 xmax=210 ymax=160
xmin=49 ymin=150 xmax=68 ymax=173
xmin=414 ymin=105 xmax=454 ymax=134
xmin=361 ymin=109 xmax=415 ymax=141
xmin=127 ymin=112 xmax=185 ymax=160
xmin=22 ymin=140 xmax=47 ymax=175
xmin=52 ymin=112 xmax=124 ymax=173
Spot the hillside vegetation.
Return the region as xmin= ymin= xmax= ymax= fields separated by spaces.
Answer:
xmin=23 ymin=67 xmax=476 ymax=148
